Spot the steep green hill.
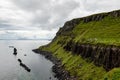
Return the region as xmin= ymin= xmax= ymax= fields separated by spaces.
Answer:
xmin=40 ymin=10 xmax=120 ymax=80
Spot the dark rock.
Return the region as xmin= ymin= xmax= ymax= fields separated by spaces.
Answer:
xmin=109 ymin=10 xmax=120 ymax=17
xmin=56 ymin=18 xmax=81 ymax=36
xmin=24 ymin=54 xmax=27 ymax=56
xmin=49 ymin=77 xmax=51 ymax=79
xmin=18 ymin=59 xmax=22 ymax=63
xmin=20 ymin=62 xmax=31 ymax=72
xmin=83 ymin=13 xmax=107 ymax=23
xmin=52 ymin=64 xmax=77 ymax=80
xmin=64 ymin=40 xmax=120 ymax=71
xmin=13 ymin=52 xmax=17 ymax=55
xmin=13 ymin=48 xmax=17 ymax=55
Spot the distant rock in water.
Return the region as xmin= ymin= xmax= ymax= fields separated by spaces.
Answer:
xmin=13 ymin=48 xmax=17 ymax=55
xmin=24 ymin=54 xmax=27 ymax=56
xmin=18 ymin=59 xmax=22 ymax=63
xmin=20 ymin=62 xmax=31 ymax=72
xmin=49 ymin=77 xmax=51 ymax=79
xmin=17 ymin=58 xmax=31 ymax=72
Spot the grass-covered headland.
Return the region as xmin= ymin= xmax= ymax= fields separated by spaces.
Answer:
xmin=40 ymin=10 xmax=120 ymax=80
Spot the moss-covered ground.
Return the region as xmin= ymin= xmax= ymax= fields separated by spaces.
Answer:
xmin=73 ymin=16 xmax=120 ymax=46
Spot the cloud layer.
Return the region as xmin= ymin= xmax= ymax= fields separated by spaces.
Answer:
xmin=0 ymin=0 xmax=120 ymax=39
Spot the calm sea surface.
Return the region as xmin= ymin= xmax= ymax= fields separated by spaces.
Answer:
xmin=0 ymin=40 xmax=57 ymax=80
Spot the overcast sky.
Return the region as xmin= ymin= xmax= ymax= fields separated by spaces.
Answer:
xmin=0 ymin=0 xmax=120 ymax=39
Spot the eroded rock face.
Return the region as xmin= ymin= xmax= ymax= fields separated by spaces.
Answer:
xmin=109 ymin=10 xmax=120 ymax=17
xmin=64 ymin=41 xmax=120 ymax=71
xmin=56 ymin=18 xmax=81 ymax=36
xmin=83 ymin=13 xmax=107 ymax=23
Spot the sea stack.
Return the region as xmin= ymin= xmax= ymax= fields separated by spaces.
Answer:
xmin=13 ymin=48 xmax=17 ymax=55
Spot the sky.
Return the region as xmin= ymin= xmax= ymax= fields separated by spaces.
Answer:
xmin=0 ymin=0 xmax=120 ymax=39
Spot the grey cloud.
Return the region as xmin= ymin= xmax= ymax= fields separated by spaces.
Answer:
xmin=0 ymin=23 xmax=23 ymax=30
xmin=12 ymin=0 xmax=51 ymax=11
xmin=11 ymin=0 xmax=80 ymax=30
xmin=0 ymin=0 xmax=120 ymax=39
xmin=83 ymin=0 xmax=120 ymax=12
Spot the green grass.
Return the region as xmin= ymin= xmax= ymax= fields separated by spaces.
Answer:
xmin=40 ymin=11 xmax=120 ymax=80
xmin=104 ymin=68 xmax=120 ymax=80
xmin=73 ymin=16 xmax=120 ymax=46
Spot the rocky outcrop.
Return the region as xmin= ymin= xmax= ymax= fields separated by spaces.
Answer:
xmin=109 ymin=10 xmax=120 ymax=17
xmin=52 ymin=63 xmax=77 ymax=80
xmin=83 ymin=10 xmax=120 ymax=23
xmin=13 ymin=48 xmax=17 ymax=55
xmin=17 ymin=58 xmax=31 ymax=72
xmin=18 ymin=59 xmax=22 ymax=63
xmin=56 ymin=10 xmax=120 ymax=36
xmin=56 ymin=18 xmax=81 ymax=36
xmin=20 ymin=62 xmax=31 ymax=72
xmin=64 ymin=40 xmax=120 ymax=71
xmin=83 ymin=13 xmax=107 ymax=23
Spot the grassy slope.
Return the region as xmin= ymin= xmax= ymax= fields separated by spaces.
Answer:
xmin=73 ymin=16 xmax=120 ymax=46
xmin=40 ymin=12 xmax=120 ymax=80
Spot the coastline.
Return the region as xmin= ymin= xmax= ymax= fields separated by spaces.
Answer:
xmin=32 ymin=49 xmax=77 ymax=80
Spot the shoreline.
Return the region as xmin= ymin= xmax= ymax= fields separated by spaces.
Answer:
xmin=32 ymin=49 xmax=77 ymax=80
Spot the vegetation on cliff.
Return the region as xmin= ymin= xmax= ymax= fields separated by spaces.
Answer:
xmin=40 ymin=10 xmax=120 ymax=80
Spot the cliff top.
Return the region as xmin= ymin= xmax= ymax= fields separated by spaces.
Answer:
xmin=56 ymin=9 xmax=120 ymax=46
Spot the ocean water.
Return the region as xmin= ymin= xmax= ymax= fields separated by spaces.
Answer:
xmin=0 ymin=40 xmax=57 ymax=80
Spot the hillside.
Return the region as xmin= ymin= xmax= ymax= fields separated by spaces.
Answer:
xmin=40 ymin=10 xmax=120 ymax=80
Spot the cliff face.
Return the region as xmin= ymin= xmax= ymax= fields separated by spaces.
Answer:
xmin=63 ymin=40 xmax=120 ymax=71
xmin=56 ymin=18 xmax=81 ymax=36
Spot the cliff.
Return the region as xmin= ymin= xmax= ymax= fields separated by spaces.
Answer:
xmin=40 ymin=9 xmax=120 ymax=80
xmin=64 ymin=41 xmax=120 ymax=71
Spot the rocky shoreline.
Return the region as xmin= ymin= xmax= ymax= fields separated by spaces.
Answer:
xmin=32 ymin=49 xmax=77 ymax=80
